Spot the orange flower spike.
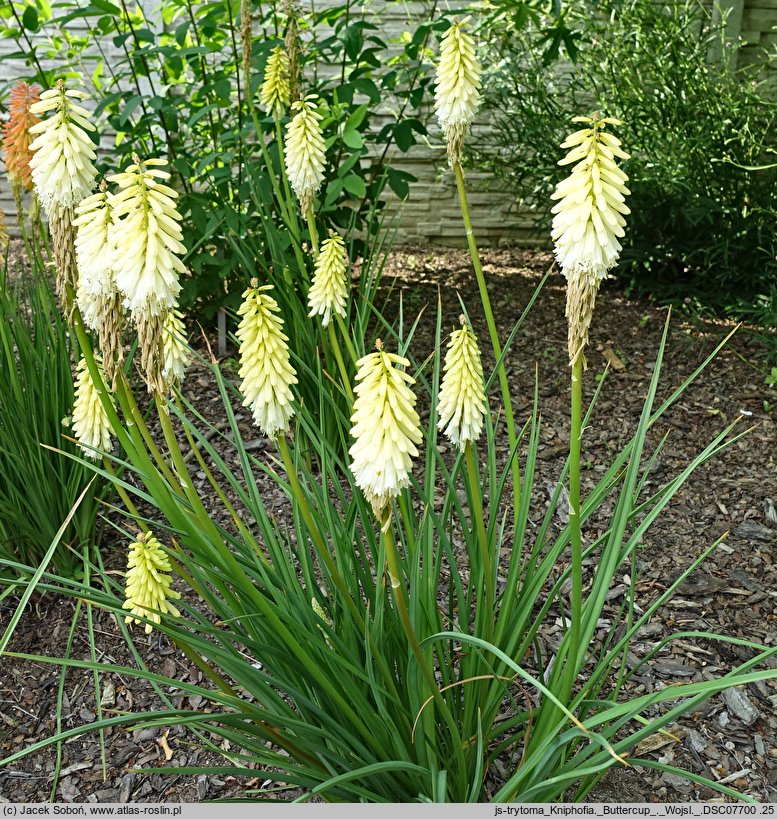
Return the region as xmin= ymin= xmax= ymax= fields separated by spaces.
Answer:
xmin=2 ymin=82 xmax=42 ymax=191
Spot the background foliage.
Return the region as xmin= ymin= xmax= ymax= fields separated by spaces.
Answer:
xmin=477 ymin=0 xmax=777 ymax=334
xmin=0 ymin=254 xmax=108 ymax=579
xmin=0 ymin=0 xmax=439 ymax=319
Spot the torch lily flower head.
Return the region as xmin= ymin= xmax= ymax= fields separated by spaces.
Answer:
xmin=284 ymin=95 xmax=326 ymax=213
xmin=551 ymin=115 xmax=631 ymax=365
xmin=71 ymin=356 xmax=113 ymax=459
xmin=308 ymin=230 xmax=348 ymax=326
xmin=162 ymin=308 xmax=191 ymax=386
xmin=108 ymin=156 xmax=185 ymax=318
xmin=434 ymin=20 xmax=481 ymax=165
xmin=28 ymin=81 xmax=97 ymax=213
xmin=437 ymin=317 xmax=487 ymax=448
xmin=550 ymin=115 xmax=631 ymax=281
xmin=236 ymin=282 xmax=298 ymax=438
xmin=2 ymin=81 xmax=41 ymax=192
xmin=123 ymin=532 xmax=181 ymax=634
xmin=260 ymin=45 xmax=291 ymax=119
xmin=349 ymin=343 xmax=423 ymax=519
xmin=73 ymin=185 xmax=116 ymax=329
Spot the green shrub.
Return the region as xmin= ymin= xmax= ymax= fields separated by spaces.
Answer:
xmin=0 ymin=257 xmax=108 ymax=579
xmin=0 ymin=0 xmax=436 ymax=320
xmin=477 ymin=0 xmax=777 ymax=326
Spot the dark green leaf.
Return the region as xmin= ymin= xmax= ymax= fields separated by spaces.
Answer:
xmin=22 ymin=6 xmax=38 ymax=31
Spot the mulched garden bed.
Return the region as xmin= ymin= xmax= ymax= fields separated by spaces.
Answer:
xmin=1 ymin=247 xmax=775 ymax=804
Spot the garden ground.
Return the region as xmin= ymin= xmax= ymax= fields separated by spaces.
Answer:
xmin=1 ymin=248 xmax=775 ymax=803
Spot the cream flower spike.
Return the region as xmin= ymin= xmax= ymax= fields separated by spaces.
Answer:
xmin=72 ymin=356 xmax=113 ymax=459
xmin=551 ymin=115 xmax=631 ymax=281
xmin=261 ymin=46 xmax=291 ymax=119
xmin=349 ymin=342 xmax=423 ymax=520
xmin=236 ymin=282 xmax=298 ymax=438
xmin=162 ymin=308 xmax=191 ymax=385
xmin=284 ymin=96 xmax=326 ymax=213
xmin=550 ymin=116 xmax=631 ymax=364
xmin=308 ymin=230 xmax=348 ymax=326
xmin=434 ymin=19 xmax=481 ymax=165
xmin=123 ymin=532 xmax=181 ymax=634
xmin=108 ymin=156 xmax=185 ymax=318
xmin=28 ymin=81 xmax=97 ymax=213
xmin=74 ymin=186 xmax=115 ymax=330
xmin=437 ymin=317 xmax=487 ymax=448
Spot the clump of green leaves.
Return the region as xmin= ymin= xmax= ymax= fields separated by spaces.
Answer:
xmin=0 ymin=257 xmax=108 ymax=579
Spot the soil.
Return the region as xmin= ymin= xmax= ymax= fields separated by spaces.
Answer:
xmin=1 ymin=247 xmax=776 ymax=804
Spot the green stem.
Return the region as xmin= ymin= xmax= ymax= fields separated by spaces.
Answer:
xmin=381 ymin=513 xmax=468 ymax=778
xmin=173 ymin=394 xmax=269 ymax=566
xmin=275 ymin=118 xmax=294 ymax=207
xmin=276 ymin=435 xmax=363 ymax=627
xmin=453 ymin=161 xmax=521 ymax=527
xmin=115 ymin=373 xmax=181 ymax=491
xmin=561 ymin=355 xmax=585 ymax=700
xmin=154 ymin=394 xmax=229 ymax=550
xmin=306 ymin=205 xmax=319 ymax=258
xmin=334 ymin=312 xmax=358 ymax=364
xmin=246 ymin=93 xmax=305 ymax=273
xmin=326 ymin=321 xmax=353 ymax=403
xmin=101 ymin=457 xmax=143 ymax=524
xmin=464 ymin=441 xmax=494 ymax=641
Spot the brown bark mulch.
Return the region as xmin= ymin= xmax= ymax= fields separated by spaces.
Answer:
xmin=1 ymin=248 xmax=775 ymax=804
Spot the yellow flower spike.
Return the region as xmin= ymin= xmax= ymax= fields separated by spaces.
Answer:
xmin=434 ymin=20 xmax=481 ymax=165
xmin=108 ymin=155 xmax=185 ymax=319
xmin=349 ymin=342 xmax=423 ymax=519
xmin=28 ymin=81 xmax=97 ymax=214
xmin=71 ymin=356 xmax=113 ymax=459
xmin=123 ymin=532 xmax=181 ymax=635
xmin=162 ymin=308 xmax=191 ymax=386
xmin=284 ymin=96 xmax=326 ymax=213
xmin=73 ymin=186 xmax=115 ymax=330
xmin=2 ymin=81 xmax=41 ymax=193
xmin=236 ymin=282 xmax=298 ymax=438
xmin=260 ymin=46 xmax=291 ymax=120
xmin=0 ymin=211 xmax=8 ymax=251
xmin=308 ymin=230 xmax=348 ymax=326
xmin=437 ymin=317 xmax=487 ymax=448
xmin=550 ymin=116 xmax=631 ymax=365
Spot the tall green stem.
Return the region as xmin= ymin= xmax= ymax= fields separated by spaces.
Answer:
xmin=561 ymin=355 xmax=584 ymax=701
xmin=326 ymin=321 xmax=353 ymax=404
xmin=381 ymin=516 xmax=468 ymax=777
xmin=275 ymin=118 xmax=294 ymax=207
xmin=276 ymin=435 xmax=363 ymax=627
xmin=334 ymin=313 xmax=358 ymax=364
xmin=453 ymin=161 xmax=521 ymax=528
xmin=463 ymin=441 xmax=494 ymax=640
xmin=306 ymin=205 xmax=319 ymax=258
